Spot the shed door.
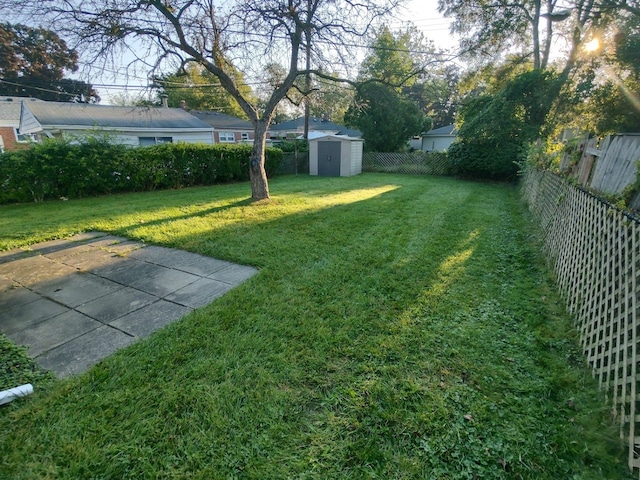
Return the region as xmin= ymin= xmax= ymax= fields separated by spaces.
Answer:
xmin=318 ymin=141 xmax=341 ymax=176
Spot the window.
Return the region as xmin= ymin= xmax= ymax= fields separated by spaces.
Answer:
xmin=241 ymin=132 xmax=249 ymax=141
xmin=14 ymin=129 xmax=36 ymax=143
xmin=139 ymin=136 xmax=173 ymax=146
xmin=219 ymin=132 xmax=235 ymax=143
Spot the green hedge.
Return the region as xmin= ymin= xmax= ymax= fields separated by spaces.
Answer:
xmin=0 ymin=139 xmax=283 ymax=203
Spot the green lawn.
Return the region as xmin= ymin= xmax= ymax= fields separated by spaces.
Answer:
xmin=0 ymin=174 xmax=631 ymax=479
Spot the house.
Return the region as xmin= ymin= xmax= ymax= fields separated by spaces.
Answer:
xmin=269 ymin=116 xmax=361 ymax=139
xmin=0 ymin=97 xmax=41 ymax=152
xmin=188 ymin=110 xmax=254 ymax=144
xmin=421 ymin=124 xmax=457 ymax=152
xmin=18 ymin=101 xmax=214 ymax=146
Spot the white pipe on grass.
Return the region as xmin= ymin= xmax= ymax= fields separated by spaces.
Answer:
xmin=0 ymin=383 xmax=34 ymax=405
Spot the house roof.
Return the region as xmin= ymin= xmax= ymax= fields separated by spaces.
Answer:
xmin=424 ymin=124 xmax=457 ymax=136
xmin=0 ymin=97 xmax=42 ymax=126
xmin=21 ymin=101 xmax=212 ymax=131
xmin=270 ymin=116 xmax=361 ymax=138
xmin=188 ymin=110 xmax=253 ymax=130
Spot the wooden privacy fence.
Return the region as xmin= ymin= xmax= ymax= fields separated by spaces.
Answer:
xmin=362 ymin=152 xmax=450 ymax=175
xmin=521 ymin=167 xmax=640 ymax=474
xmin=559 ymin=133 xmax=640 ymax=211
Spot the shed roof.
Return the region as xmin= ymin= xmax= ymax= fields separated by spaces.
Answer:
xmin=22 ymin=101 xmax=212 ymax=130
xmin=189 ymin=110 xmax=253 ymax=130
xmin=308 ymin=133 xmax=363 ymax=142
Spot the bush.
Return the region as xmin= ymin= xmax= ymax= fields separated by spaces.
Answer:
xmin=448 ymin=139 xmax=522 ymax=180
xmin=451 ymin=70 xmax=558 ymax=181
xmin=0 ymin=139 xmax=283 ymax=203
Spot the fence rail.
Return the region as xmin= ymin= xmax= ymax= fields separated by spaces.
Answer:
xmin=521 ymin=168 xmax=640 ymax=475
xmin=362 ymin=152 xmax=450 ymax=175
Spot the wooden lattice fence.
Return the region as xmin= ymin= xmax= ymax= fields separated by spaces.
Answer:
xmin=362 ymin=152 xmax=451 ymax=175
xmin=521 ymin=167 xmax=640 ymax=475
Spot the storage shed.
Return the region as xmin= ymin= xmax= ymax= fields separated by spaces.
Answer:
xmin=309 ymin=134 xmax=363 ymax=177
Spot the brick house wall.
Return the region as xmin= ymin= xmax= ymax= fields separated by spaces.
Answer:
xmin=213 ymin=130 xmax=254 ymax=143
xmin=0 ymin=126 xmax=30 ymax=152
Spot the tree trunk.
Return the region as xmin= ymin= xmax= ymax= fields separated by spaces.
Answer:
xmin=249 ymin=119 xmax=271 ymax=201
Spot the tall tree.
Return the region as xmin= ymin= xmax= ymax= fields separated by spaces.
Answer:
xmin=155 ymin=63 xmax=254 ymax=118
xmin=308 ymin=76 xmax=354 ymax=124
xmin=345 ymin=26 xmax=434 ymax=151
xmin=561 ymin=11 xmax=640 ymax=134
xmin=345 ymin=82 xmax=431 ymax=152
xmin=6 ymin=0 xmax=399 ymax=200
xmin=438 ymin=0 xmax=617 ymax=85
xmin=449 ymin=69 xmax=557 ymax=179
xmin=405 ymin=64 xmax=460 ymax=129
xmin=0 ymin=22 xmax=99 ymax=102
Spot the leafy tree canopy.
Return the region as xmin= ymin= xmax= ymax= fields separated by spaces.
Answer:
xmin=155 ymin=63 xmax=254 ymax=119
xmin=0 ymin=22 xmax=99 ymax=102
xmin=450 ymin=69 xmax=557 ymax=179
xmin=346 ymin=82 xmax=431 ymax=152
xmin=346 ymin=26 xmax=433 ymax=151
xmin=552 ymin=10 xmax=640 ymax=135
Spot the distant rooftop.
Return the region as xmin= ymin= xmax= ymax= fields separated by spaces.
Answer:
xmin=270 ymin=116 xmax=361 ymax=138
xmin=0 ymin=96 xmax=43 ymax=125
xmin=189 ymin=110 xmax=253 ymax=130
xmin=23 ymin=101 xmax=212 ymax=130
xmin=424 ymin=124 xmax=457 ymax=136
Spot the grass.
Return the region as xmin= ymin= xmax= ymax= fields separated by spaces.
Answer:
xmin=0 ymin=173 xmax=632 ymax=479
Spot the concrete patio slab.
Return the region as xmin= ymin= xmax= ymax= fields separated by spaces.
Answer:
xmin=0 ymin=233 xmax=258 ymax=377
xmin=75 ymin=287 xmax=158 ymax=323
xmin=0 ymin=298 xmax=68 ymax=335
xmin=30 ymin=273 xmax=124 ymax=308
xmin=36 ymin=325 xmax=138 ymax=378
xmin=0 ymin=282 xmax=41 ymax=312
xmin=208 ymin=264 xmax=259 ymax=284
xmin=109 ymin=300 xmax=192 ymax=338
xmin=128 ymin=267 xmax=201 ymax=297
xmin=130 ymin=247 xmax=233 ymax=276
xmin=165 ymin=277 xmax=235 ymax=309
xmin=10 ymin=310 xmax=100 ymax=357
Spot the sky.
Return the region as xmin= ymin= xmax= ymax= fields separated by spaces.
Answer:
xmin=396 ymin=0 xmax=457 ymax=51
xmin=86 ymin=0 xmax=457 ymax=105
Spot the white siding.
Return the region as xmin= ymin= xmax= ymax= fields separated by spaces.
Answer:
xmin=349 ymin=140 xmax=363 ymax=175
xmin=421 ymin=135 xmax=455 ymax=152
xmin=54 ymin=128 xmax=214 ymax=146
xmin=309 ymin=140 xmax=319 ymax=175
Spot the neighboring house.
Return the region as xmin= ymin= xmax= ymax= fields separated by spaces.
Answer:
xmin=268 ymin=116 xmax=362 ymax=139
xmin=188 ymin=110 xmax=254 ymax=144
xmin=19 ymin=101 xmax=214 ymax=146
xmin=0 ymin=96 xmax=41 ymax=152
xmin=421 ymin=124 xmax=457 ymax=152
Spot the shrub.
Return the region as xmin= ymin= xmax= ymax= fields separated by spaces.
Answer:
xmin=448 ymin=139 xmax=522 ymax=180
xmin=0 ymin=139 xmax=283 ymax=203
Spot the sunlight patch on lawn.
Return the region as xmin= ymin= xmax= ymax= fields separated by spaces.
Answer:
xmin=397 ymin=230 xmax=479 ymax=329
xmin=123 ymin=184 xmax=400 ymax=245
